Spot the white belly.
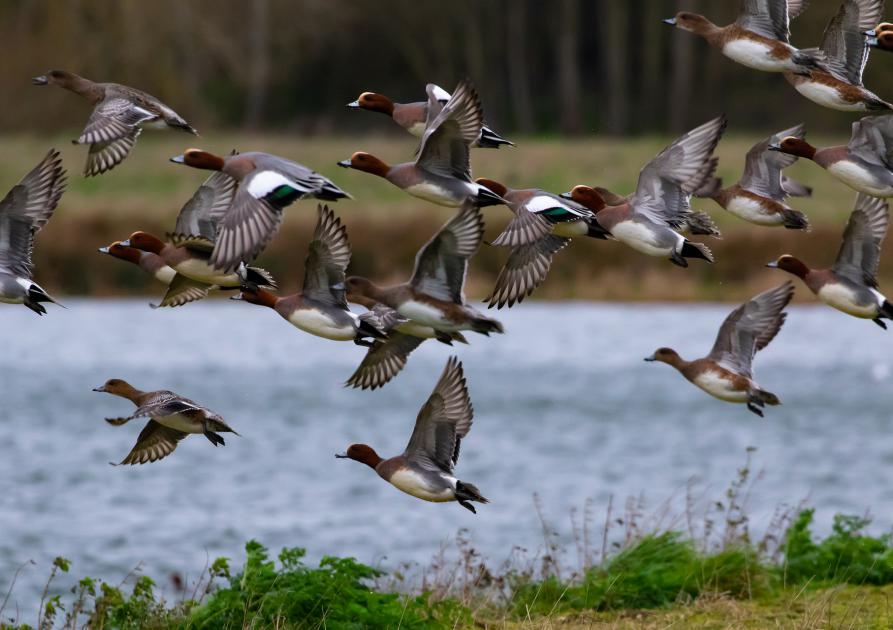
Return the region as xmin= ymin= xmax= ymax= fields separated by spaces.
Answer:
xmin=610 ymin=221 xmax=676 ymax=257
xmin=817 ymin=283 xmax=878 ymax=317
xmin=175 ymin=259 xmax=239 ymax=286
xmin=828 ymin=162 xmax=893 ymax=197
xmin=287 ymin=309 xmax=356 ymax=340
xmin=725 ymin=196 xmax=783 ymax=226
xmin=398 ymin=300 xmax=453 ymax=329
xmin=553 ymin=220 xmax=590 ymax=237
xmin=794 ymin=81 xmax=863 ymax=111
xmin=405 ymin=182 xmax=461 ymax=206
xmin=693 ymin=371 xmax=749 ymax=403
xmin=395 ymin=321 xmax=438 ymax=339
xmin=388 ymin=469 xmax=455 ymax=502
xmin=1 ymin=278 xmax=30 ymax=303
xmin=154 ymin=413 xmax=202 ymax=434
xmin=722 ymin=39 xmax=789 ymax=72
xmin=156 ymin=267 xmax=177 ymax=285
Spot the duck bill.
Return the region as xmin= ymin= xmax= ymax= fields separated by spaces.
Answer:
xmin=92 ymin=385 xmax=106 ymax=392
xmin=169 ymin=154 xmax=185 ymax=164
xmin=229 ymin=293 xmax=244 ymax=301
xmin=334 ymin=452 xmax=348 ymax=459
xmin=32 ymin=75 xmax=48 ymax=86
xmin=559 ymin=191 xmax=573 ymax=200
xmin=346 ymin=100 xmax=360 ymax=108
xmin=337 ymin=159 xmax=352 ymax=168
xmin=643 ymin=356 xmax=656 ymax=362
xmin=765 ymin=261 xmax=779 ymax=268
xmin=119 ymin=239 xmax=131 ymax=247
xmin=767 ymin=143 xmax=782 ymax=152
xmin=98 ymin=246 xmax=110 ymax=254
xmin=662 ymin=17 xmax=677 ymax=25
xmin=867 ymin=36 xmax=880 ymax=47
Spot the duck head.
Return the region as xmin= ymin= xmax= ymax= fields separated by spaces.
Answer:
xmin=92 ymin=378 xmax=141 ymax=400
xmin=337 ymin=152 xmax=390 ymax=177
xmin=170 ymin=148 xmax=226 ymax=171
xmin=868 ymin=31 xmax=893 ymax=51
xmin=98 ymin=241 xmax=142 ymax=264
xmin=335 ymin=444 xmax=383 ymax=469
xmin=121 ymin=231 xmax=166 ymax=255
xmin=561 ymin=185 xmax=606 ymax=212
xmin=767 ymin=254 xmax=810 ymax=279
xmin=32 ymin=69 xmax=78 ymax=86
xmin=644 ymin=347 xmax=683 ymax=367
xmin=769 ymin=137 xmax=816 ymax=160
xmin=346 ymin=92 xmax=395 ymax=115
xmin=663 ymin=12 xmax=716 ymax=35
xmin=474 ymin=178 xmax=509 ymax=198
xmin=231 ymin=285 xmax=279 ymax=309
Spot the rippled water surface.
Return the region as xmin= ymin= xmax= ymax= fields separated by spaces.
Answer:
xmin=2 ymin=300 xmax=891 ymax=609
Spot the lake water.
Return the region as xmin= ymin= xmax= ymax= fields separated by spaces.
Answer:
xmin=1 ymin=299 xmax=891 ymax=610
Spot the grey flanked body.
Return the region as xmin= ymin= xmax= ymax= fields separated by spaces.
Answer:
xmin=0 ymin=150 xmax=67 ymax=314
xmin=32 ymin=70 xmax=198 ymax=177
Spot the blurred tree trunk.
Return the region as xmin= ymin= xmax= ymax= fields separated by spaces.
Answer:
xmin=245 ymin=0 xmax=269 ymax=129
xmin=668 ymin=0 xmax=695 ymax=132
xmin=555 ymin=0 xmax=582 ymax=135
xmin=636 ymin=0 xmax=665 ymax=132
xmin=602 ymin=0 xmax=628 ymax=134
xmin=506 ymin=0 xmax=534 ymax=132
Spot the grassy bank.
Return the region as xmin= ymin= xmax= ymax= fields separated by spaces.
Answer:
xmin=5 ymin=455 xmax=893 ymax=629
xmin=4 ymin=132 xmax=886 ymax=303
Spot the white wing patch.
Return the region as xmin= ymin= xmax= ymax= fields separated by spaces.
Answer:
xmin=527 ymin=195 xmax=577 ymax=215
xmin=430 ymin=84 xmax=452 ymax=102
xmin=246 ymin=171 xmax=301 ymax=199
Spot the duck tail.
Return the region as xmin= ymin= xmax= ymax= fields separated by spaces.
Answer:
xmin=865 ymin=97 xmax=893 ymax=112
xmin=880 ymin=300 xmax=893 ymax=320
xmin=456 ymin=480 xmax=489 ymax=504
xmin=357 ymin=317 xmax=389 ymax=340
xmin=25 ymin=284 xmax=63 ymax=315
xmin=316 ymin=181 xmax=352 ymax=201
xmin=680 ymin=240 xmax=714 ymax=263
xmin=475 ymin=186 xmax=507 ymax=208
xmin=686 ymin=211 xmax=722 ymax=238
xmin=781 ymin=208 xmax=811 ymax=231
xmin=754 ymin=389 xmax=781 ymax=407
xmin=476 ymin=125 xmax=515 ymax=149
xmin=244 ymin=266 xmax=277 ymax=289
xmin=471 ymin=315 xmax=504 ymax=336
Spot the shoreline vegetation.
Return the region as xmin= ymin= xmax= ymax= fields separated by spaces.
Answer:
xmin=5 ymin=452 xmax=893 ymax=629
xmin=5 ymin=133 xmax=891 ymax=304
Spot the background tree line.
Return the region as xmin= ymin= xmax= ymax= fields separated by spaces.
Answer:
xmin=2 ymin=0 xmax=890 ymax=137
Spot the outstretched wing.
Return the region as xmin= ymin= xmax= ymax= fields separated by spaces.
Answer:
xmin=833 ymin=193 xmax=889 ymax=287
xmin=302 ymin=205 xmax=351 ymax=307
xmin=707 ymin=282 xmax=794 ymax=377
xmin=736 ymin=0 xmax=797 ymax=41
xmin=345 ymin=332 xmax=425 ymax=390
xmin=486 ymin=235 xmax=570 ymax=309
xmin=169 ymin=166 xmax=238 ymax=248
xmin=415 ymin=79 xmax=484 ymax=182
xmin=116 ymin=420 xmax=188 ymax=465
xmin=0 ymin=149 xmax=66 ymax=279
xmin=740 ymin=124 xmax=805 ymax=201
xmin=409 ymin=201 xmax=484 ymax=303
xmin=403 ymin=357 xmax=474 ymax=474
xmin=819 ymin=0 xmax=884 ymax=85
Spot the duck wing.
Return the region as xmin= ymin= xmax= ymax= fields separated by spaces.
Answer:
xmin=116 ymin=420 xmax=187 ymax=465
xmin=833 ymin=193 xmax=889 ymax=287
xmin=345 ymin=332 xmax=426 ymax=390
xmin=168 ymin=161 xmax=238 ymax=249
xmin=152 ymin=274 xmax=212 ymax=308
xmin=707 ymin=282 xmax=794 ymax=378
xmin=403 ymin=357 xmax=473 ymax=474
xmin=847 ymin=116 xmax=893 ymax=169
xmin=415 ymin=79 xmax=483 ymax=181
xmin=0 ymin=150 xmax=66 ymax=279
xmin=129 ymin=391 xmax=203 ymax=419
xmin=736 ymin=0 xmax=800 ymax=41
xmin=740 ymin=124 xmax=805 ymax=201
xmin=491 ymin=193 xmax=592 ymax=248
xmin=410 ymin=201 xmax=484 ymax=304
xmin=302 ymin=205 xmax=351 ymax=308
xmin=819 ymin=0 xmax=884 ymax=85
xmin=631 ymin=116 xmax=726 ymax=226
xmin=486 ymin=235 xmax=570 ymax=309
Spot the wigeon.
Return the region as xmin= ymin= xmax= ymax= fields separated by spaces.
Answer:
xmin=770 ymin=115 xmax=893 ymax=197
xmin=32 ymin=71 xmax=197 ymax=177
xmin=99 ymin=241 xmax=176 ymax=286
xmin=346 ymin=293 xmax=469 ymax=390
xmin=337 ymin=357 xmax=488 ymax=513
xmin=0 ymin=149 xmax=66 ymax=315
xmin=346 ymin=200 xmax=504 ymax=337
xmin=470 ymin=178 xmax=606 ymax=309
xmin=171 ymin=149 xmax=349 ymax=272
xmin=646 ymin=281 xmax=795 ymax=417
xmin=93 ymin=378 xmax=239 ymax=465
xmin=234 ymin=205 xmax=392 ymax=345
xmin=347 ymin=83 xmax=513 ymax=148
xmin=663 ymin=1 xmax=827 ymax=75
xmin=784 ymin=0 xmax=891 ymax=111
xmin=768 ymin=193 xmax=893 ymax=327
xmin=563 ymin=116 xmax=727 ymax=266
xmin=701 ymin=124 xmax=811 ymax=229
xmin=120 ymin=169 xmax=276 ymax=305
xmin=337 ymin=80 xmax=506 ymax=208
